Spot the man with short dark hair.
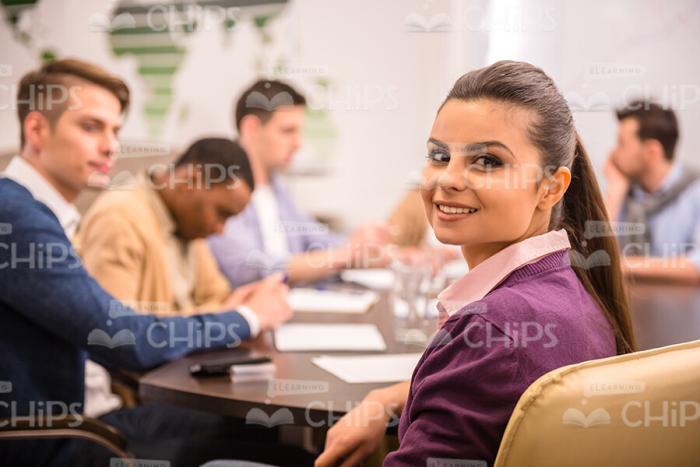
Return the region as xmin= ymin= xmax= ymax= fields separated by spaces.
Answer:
xmin=0 ymin=59 xmax=297 ymax=466
xmin=76 ymin=137 xmax=292 ymax=427
xmin=605 ymin=100 xmax=700 ymax=282
xmin=209 ymin=79 xmax=390 ymax=287
xmin=78 ymin=137 xmax=284 ymax=324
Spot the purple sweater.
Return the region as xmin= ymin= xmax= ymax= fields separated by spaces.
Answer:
xmin=384 ymin=250 xmax=617 ymax=466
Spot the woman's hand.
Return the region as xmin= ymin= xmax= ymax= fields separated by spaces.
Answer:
xmin=315 ymin=381 xmax=409 ymax=467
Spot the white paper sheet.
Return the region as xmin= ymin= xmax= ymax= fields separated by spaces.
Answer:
xmin=312 ymin=353 xmax=423 ymax=383
xmin=274 ymin=323 xmax=387 ymax=352
xmin=288 ymin=288 xmax=378 ymax=314
xmin=340 ymin=269 xmax=395 ymax=290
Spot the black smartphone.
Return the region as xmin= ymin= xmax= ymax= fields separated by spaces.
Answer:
xmin=189 ymin=355 xmax=272 ymax=377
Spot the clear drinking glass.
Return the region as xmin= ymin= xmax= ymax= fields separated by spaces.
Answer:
xmin=391 ymin=256 xmax=433 ymax=345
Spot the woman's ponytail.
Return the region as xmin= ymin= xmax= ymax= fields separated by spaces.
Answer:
xmin=446 ymin=60 xmax=636 ymax=354
xmin=561 ymin=133 xmax=637 ymax=354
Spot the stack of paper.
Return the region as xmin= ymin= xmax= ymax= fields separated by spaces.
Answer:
xmin=274 ymin=323 xmax=387 ymax=352
xmin=313 ymin=353 xmax=423 ymax=383
xmin=340 ymin=269 xmax=395 ymax=290
xmin=288 ymin=288 xmax=378 ymax=314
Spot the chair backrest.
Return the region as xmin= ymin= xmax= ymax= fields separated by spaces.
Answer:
xmin=0 ymin=414 xmax=131 ymax=460
xmin=494 ymin=339 xmax=700 ymax=467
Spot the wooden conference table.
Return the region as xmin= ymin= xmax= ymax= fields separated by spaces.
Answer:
xmin=139 ymin=290 xmax=426 ymax=428
xmin=139 ymin=280 xmax=700 ymax=428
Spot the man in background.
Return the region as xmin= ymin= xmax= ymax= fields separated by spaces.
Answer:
xmin=0 ymin=58 xmax=303 ymax=466
xmin=78 ymin=137 xmax=283 ymax=322
xmin=77 ymin=137 xmax=289 ymax=420
xmin=605 ymin=100 xmax=700 ymax=283
xmin=209 ymin=79 xmax=390 ymax=287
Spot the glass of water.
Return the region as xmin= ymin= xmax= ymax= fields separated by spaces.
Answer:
xmin=391 ymin=253 xmax=433 ymax=345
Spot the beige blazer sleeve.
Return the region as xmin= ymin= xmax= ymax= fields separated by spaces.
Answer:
xmin=77 ymin=209 xmax=145 ymax=304
xmin=192 ymin=239 xmax=232 ymax=311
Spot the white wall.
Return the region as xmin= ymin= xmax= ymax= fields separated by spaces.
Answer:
xmin=1 ymin=0 xmax=699 ymax=230
xmin=472 ymin=0 xmax=700 ymax=187
xmin=0 ymin=0 xmax=458 ymax=231
xmin=284 ymin=0 xmax=456 ymax=229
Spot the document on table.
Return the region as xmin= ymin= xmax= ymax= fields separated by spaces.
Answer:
xmin=340 ymin=269 xmax=395 ymax=290
xmin=288 ymin=288 xmax=378 ymax=314
xmin=274 ymin=323 xmax=387 ymax=352
xmin=312 ymin=353 xmax=423 ymax=383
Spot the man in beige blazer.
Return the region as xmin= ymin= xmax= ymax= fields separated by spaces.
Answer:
xmin=77 ymin=137 xmax=287 ymax=331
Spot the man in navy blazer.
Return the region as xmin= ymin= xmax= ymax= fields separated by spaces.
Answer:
xmin=0 ymin=59 xmax=295 ymax=466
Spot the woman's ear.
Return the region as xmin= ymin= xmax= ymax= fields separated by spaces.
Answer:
xmin=538 ymin=166 xmax=572 ymax=210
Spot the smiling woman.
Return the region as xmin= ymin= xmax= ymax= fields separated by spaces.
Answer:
xmin=378 ymin=60 xmax=637 ymax=466
xmin=420 ymin=60 xmax=635 ymax=355
xmin=316 ymin=61 xmax=639 ymax=467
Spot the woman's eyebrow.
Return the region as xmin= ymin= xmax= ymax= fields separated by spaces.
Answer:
xmin=427 ymin=137 xmax=449 ymax=148
xmin=428 ymin=138 xmax=516 ymax=160
xmin=462 ymin=141 xmax=515 ymax=158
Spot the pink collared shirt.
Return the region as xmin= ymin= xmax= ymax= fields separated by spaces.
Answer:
xmin=437 ymin=229 xmax=571 ymax=326
xmin=386 ymin=228 xmax=615 ymax=467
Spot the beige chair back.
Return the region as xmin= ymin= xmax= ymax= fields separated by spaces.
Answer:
xmin=495 ymin=339 xmax=700 ymax=467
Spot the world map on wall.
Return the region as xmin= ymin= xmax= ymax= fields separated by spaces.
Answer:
xmin=1 ymin=0 xmax=337 ymax=168
xmin=1 ymin=0 xmax=284 ymax=136
xmin=101 ymin=0 xmax=285 ymax=136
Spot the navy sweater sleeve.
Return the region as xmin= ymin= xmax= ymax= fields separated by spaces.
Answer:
xmin=0 ymin=180 xmax=251 ymax=372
